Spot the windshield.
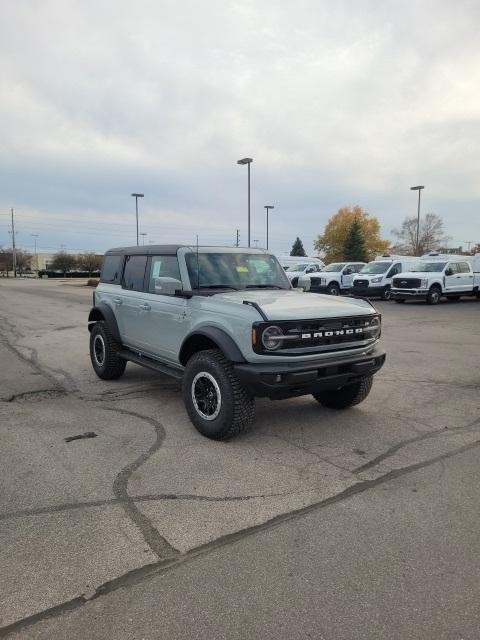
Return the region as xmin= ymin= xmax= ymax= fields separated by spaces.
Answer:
xmin=360 ymin=262 xmax=391 ymax=274
xmin=323 ymin=263 xmax=346 ymax=272
xmin=286 ymin=263 xmax=309 ymax=272
xmin=410 ymin=262 xmax=446 ymax=272
xmin=185 ymin=252 xmax=291 ymax=290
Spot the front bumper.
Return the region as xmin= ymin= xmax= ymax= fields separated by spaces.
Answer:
xmin=351 ymin=286 xmax=385 ymax=297
xmin=234 ymin=347 xmax=386 ymax=399
xmin=391 ymin=288 xmax=428 ymax=299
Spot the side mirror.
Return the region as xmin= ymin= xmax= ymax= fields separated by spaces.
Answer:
xmin=154 ymin=276 xmax=183 ymax=296
xmin=343 ymin=268 xmax=353 ymax=275
xmin=444 ymin=268 xmax=453 ymax=276
xmin=306 ymin=267 xmax=315 ymax=273
xmin=297 ymin=275 xmax=311 ymax=291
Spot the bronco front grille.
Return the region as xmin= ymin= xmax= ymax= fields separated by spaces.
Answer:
xmin=393 ymin=277 xmax=421 ymax=288
xmin=253 ymin=315 xmax=379 ymax=356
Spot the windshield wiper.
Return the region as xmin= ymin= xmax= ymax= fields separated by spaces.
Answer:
xmin=245 ymin=284 xmax=284 ymax=289
xmin=198 ymin=284 xmax=240 ymax=290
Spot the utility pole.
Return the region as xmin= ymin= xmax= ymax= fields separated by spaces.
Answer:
xmin=31 ymin=234 xmax=39 ymax=272
xmin=235 ymin=229 xmax=240 ymax=247
xmin=10 ymin=208 xmax=17 ymax=278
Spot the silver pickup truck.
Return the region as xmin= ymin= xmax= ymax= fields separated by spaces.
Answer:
xmin=88 ymin=245 xmax=385 ymax=440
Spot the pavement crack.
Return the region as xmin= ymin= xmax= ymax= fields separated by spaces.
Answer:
xmin=2 ymin=438 xmax=480 ymax=639
xmin=101 ymin=406 xmax=180 ymax=560
xmin=353 ymin=415 xmax=480 ymax=474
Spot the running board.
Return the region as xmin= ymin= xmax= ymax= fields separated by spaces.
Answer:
xmin=119 ymin=350 xmax=184 ymax=380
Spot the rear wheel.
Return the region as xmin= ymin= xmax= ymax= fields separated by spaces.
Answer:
xmin=182 ymin=349 xmax=255 ymax=440
xmin=328 ymin=282 xmax=340 ymax=296
xmin=313 ymin=376 xmax=373 ymax=409
xmin=89 ymin=322 xmax=126 ymax=380
xmin=426 ymin=285 xmax=441 ymax=305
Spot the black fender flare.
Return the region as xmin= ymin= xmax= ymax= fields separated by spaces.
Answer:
xmin=87 ymin=303 xmax=121 ymax=342
xmin=179 ymin=327 xmax=246 ymax=365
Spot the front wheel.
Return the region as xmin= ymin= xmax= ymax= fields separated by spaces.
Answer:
xmin=182 ymin=349 xmax=255 ymax=440
xmin=313 ymin=376 xmax=373 ymax=409
xmin=328 ymin=282 xmax=340 ymax=296
xmin=382 ymin=286 xmax=392 ymax=300
xmin=426 ymin=286 xmax=442 ymax=305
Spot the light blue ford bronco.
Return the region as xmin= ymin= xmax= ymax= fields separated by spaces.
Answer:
xmin=88 ymin=245 xmax=385 ymax=440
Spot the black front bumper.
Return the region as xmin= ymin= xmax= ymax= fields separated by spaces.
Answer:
xmin=391 ymin=289 xmax=428 ymax=299
xmin=351 ymin=286 xmax=385 ymax=298
xmin=234 ymin=347 xmax=386 ymax=399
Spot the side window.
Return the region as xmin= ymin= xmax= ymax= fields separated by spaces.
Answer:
xmin=445 ymin=262 xmax=458 ymax=275
xmin=459 ymin=262 xmax=470 ymax=273
xmin=353 ymin=264 xmax=364 ymax=273
xmin=122 ymin=255 xmax=147 ymax=291
xmin=148 ymin=256 xmax=181 ymax=293
xmin=100 ymin=254 xmax=123 ymax=284
xmin=387 ymin=263 xmax=401 ymax=277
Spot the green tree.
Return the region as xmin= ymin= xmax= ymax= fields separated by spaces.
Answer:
xmin=315 ymin=205 xmax=390 ymax=263
xmin=290 ymin=237 xmax=307 ymax=257
xmin=51 ymin=251 xmax=77 ymax=275
xmin=343 ymin=218 xmax=368 ymax=262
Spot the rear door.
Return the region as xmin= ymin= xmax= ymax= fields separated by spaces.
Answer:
xmin=457 ymin=261 xmax=474 ymax=291
xmin=117 ymin=254 xmax=148 ymax=350
xmin=444 ymin=262 xmax=461 ymax=293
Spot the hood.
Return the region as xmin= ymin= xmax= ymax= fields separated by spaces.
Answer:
xmin=213 ymin=289 xmax=374 ymax=320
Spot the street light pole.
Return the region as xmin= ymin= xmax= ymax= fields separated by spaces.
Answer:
xmin=410 ymin=185 xmax=424 ymax=256
xmin=264 ymin=205 xmax=274 ymax=250
xmin=31 ymin=234 xmax=39 ymax=271
xmin=131 ymin=193 xmax=144 ymax=246
xmin=140 ymin=232 xmax=147 ymax=245
xmin=237 ymin=158 xmax=253 ymax=247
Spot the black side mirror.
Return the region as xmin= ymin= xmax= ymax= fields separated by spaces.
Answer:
xmin=343 ymin=268 xmax=353 ymax=275
xmin=445 ymin=268 xmax=453 ymax=276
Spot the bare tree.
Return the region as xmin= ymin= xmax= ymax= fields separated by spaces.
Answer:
xmin=77 ymin=252 xmax=102 ymax=276
xmin=51 ymin=251 xmax=77 ymax=275
xmin=391 ymin=213 xmax=450 ymax=256
xmin=0 ymin=247 xmax=12 ymax=276
xmin=15 ymin=250 xmax=33 ymax=274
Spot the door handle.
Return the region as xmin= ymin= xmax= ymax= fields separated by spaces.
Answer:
xmin=113 ymin=297 xmax=122 ymax=305
xmin=139 ymin=303 xmax=151 ymax=311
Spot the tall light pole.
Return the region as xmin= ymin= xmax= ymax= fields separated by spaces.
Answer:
xmin=264 ymin=205 xmax=274 ymax=250
xmin=131 ymin=193 xmax=144 ymax=246
xmin=410 ymin=185 xmax=424 ymax=256
xmin=237 ymin=158 xmax=253 ymax=247
xmin=31 ymin=234 xmax=39 ymax=271
xmin=140 ymin=232 xmax=147 ymax=245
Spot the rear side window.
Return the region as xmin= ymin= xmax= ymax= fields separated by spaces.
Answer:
xmin=122 ymin=255 xmax=147 ymax=291
xmin=459 ymin=262 xmax=471 ymax=273
xmin=100 ymin=254 xmax=123 ymax=284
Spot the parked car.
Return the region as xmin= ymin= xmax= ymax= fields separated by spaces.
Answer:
xmin=305 ymin=262 xmax=366 ymax=295
xmin=391 ymin=254 xmax=480 ymax=304
xmin=351 ymin=256 xmax=418 ymax=300
xmin=283 ymin=260 xmax=324 ymax=287
xmin=88 ymin=246 xmax=385 ymax=440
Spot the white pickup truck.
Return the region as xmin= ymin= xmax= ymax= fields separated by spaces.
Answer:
xmin=391 ymin=254 xmax=480 ymax=304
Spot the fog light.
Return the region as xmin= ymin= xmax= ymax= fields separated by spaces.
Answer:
xmin=275 ymin=374 xmax=282 ymax=383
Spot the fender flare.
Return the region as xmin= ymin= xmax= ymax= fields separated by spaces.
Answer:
xmin=179 ymin=327 xmax=246 ymax=365
xmin=87 ymin=303 xmax=121 ymax=342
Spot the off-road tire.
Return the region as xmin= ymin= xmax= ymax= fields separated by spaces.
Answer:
xmin=313 ymin=375 xmax=373 ymax=409
xmin=182 ymin=349 xmax=255 ymax=440
xmin=394 ymin=299 xmax=406 ymax=303
xmin=328 ymin=282 xmax=340 ymax=296
xmin=90 ymin=322 xmax=126 ymax=380
xmin=381 ymin=286 xmax=392 ymax=300
xmin=426 ymin=285 xmax=441 ymax=305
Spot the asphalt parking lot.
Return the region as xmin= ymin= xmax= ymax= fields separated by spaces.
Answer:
xmin=0 ymin=278 xmax=479 ymax=638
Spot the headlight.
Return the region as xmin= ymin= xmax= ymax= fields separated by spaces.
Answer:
xmin=371 ymin=277 xmax=382 ymax=283
xmin=421 ymin=278 xmax=428 ymax=288
xmin=363 ymin=316 xmax=381 ymax=340
xmin=262 ymin=325 xmax=283 ymax=351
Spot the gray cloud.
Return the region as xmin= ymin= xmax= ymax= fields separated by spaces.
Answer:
xmin=1 ymin=0 xmax=479 ymax=253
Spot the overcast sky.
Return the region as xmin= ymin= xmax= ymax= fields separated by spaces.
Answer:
xmin=1 ymin=0 xmax=479 ymax=255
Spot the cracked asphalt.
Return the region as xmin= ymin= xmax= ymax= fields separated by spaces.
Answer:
xmin=0 ymin=278 xmax=479 ymax=638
